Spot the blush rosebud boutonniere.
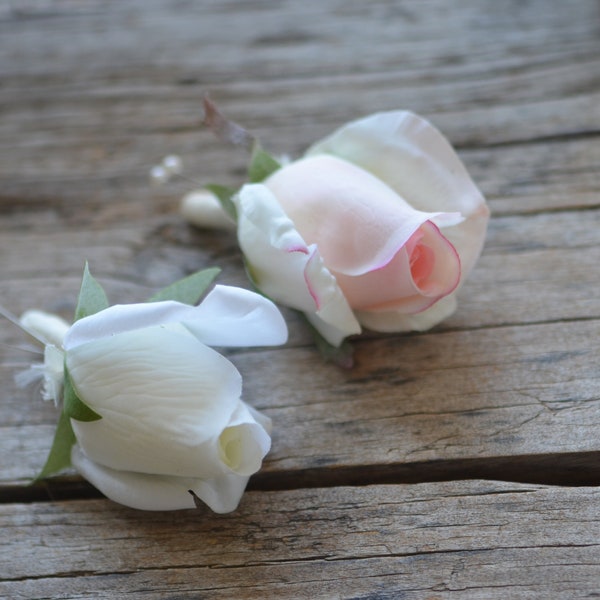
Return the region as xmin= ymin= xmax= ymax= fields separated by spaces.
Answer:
xmin=12 ymin=266 xmax=287 ymax=512
xmin=180 ymin=100 xmax=489 ymax=362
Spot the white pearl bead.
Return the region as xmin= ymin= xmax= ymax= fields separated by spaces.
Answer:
xmin=149 ymin=165 xmax=169 ymax=185
xmin=162 ymin=155 xmax=182 ymax=175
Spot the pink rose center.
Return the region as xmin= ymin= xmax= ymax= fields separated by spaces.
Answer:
xmin=411 ymin=245 xmax=435 ymax=286
xmin=407 ymin=230 xmax=434 ymax=288
xmin=333 ymin=221 xmax=460 ymax=313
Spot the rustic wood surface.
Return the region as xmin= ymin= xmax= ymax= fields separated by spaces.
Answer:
xmin=3 ymin=482 xmax=600 ymax=600
xmin=1 ymin=0 xmax=599 ymax=598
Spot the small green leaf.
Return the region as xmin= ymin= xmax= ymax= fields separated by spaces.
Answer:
xmin=34 ymin=409 xmax=76 ymax=481
xmin=74 ymin=263 xmax=109 ymax=322
xmin=248 ymin=143 xmax=281 ymax=183
xmin=63 ymin=365 xmax=102 ymax=422
xmin=148 ymin=267 xmax=221 ymax=305
xmin=301 ymin=314 xmax=355 ymax=369
xmin=205 ymin=184 xmax=238 ymax=222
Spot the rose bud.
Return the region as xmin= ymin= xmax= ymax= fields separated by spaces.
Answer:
xmin=21 ymin=285 xmax=287 ymax=512
xmin=233 ymin=111 xmax=489 ymax=346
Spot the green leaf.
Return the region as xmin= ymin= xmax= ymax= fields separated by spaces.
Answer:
xmin=205 ymin=184 xmax=238 ymax=222
xmin=34 ymin=409 xmax=76 ymax=481
xmin=147 ymin=267 xmax=221 ymax=305
xmin=74 ymin=263 xmax=109 ymax=322
xmin=63 ymin=365 xmax=102 ymax=422
xmin=301 ymin=314 xmax=355 ymax=369
xmin=248 ymin=143 xmax=281 ymax=183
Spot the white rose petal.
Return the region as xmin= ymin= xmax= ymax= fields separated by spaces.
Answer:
xmin=234 ymin=184 xmax=361 ymax=346
xmin=355 ymin=293 xmax=458 ymax=333
xmin=184 ymin=284 xmax=289 ymax=347
xmin=67 ymin=325 xmax=241 ymax=478
xmin=71 ymin=445 xmax=249 ymax=513
xmin=64 ymin=286 xmax=288 ymax=351
xmin=218 ymin=401 xmax=271 ymax=476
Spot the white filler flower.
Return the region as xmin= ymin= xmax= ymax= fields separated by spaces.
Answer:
xmin=23 ymin=284 xmax=287 ymax=513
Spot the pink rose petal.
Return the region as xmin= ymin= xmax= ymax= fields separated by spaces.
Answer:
xmin=335 ymin=221 xmax=460 ymax=313
xmin=266 ymin=154 xmax=462 ymax=315
xmin=265 ymin=155 xmax=450 ymax=277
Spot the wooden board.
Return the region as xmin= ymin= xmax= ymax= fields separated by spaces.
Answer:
xmin=3 ymin=317 xmax=600 ymax=490
xmin=3 ymin=481 xmax=600 ymax=599
xmin=2 ymin=209 xmax=599 ymax=488
xmin=1 ymin=0 xmax=599 ymax=597
xmin=2 ymin=0 xmax=599 ymax=214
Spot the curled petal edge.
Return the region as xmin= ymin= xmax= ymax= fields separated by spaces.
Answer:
xmin=306 ymin=110 xmax=486 ymax=221
xmin=355 ymin=292 xmax=458 ymax=333
xmin=234 ymin=184 xmax=361 ymax=346
xmin=64 ymin=286 xmax=287 ymax=351
xmin=71 ymin=445 xmax=249 ymax=513
xmin=307 ymin=110 xmax=490 ymax=288
xmin=218 ymin=401 xmax=272 ymax=477
xmin=303 ymin=246 xmax=361 ymax=347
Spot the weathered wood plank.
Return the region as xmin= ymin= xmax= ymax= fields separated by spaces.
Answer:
xmin=465 ymin=138 xmax=600 ymax=216
xmin=2 ymin=317 xmax=599 ymax=488
xmin=0 ymin=1 xmax=598 ymax=598
xmin=5 ymin=551 xmax=598 ymax=599
xmin=253 ymin=319 xmax=600 ymax=470
xmin=1 ymin=214 xmax=598 ymax=489
xmin=1 ymin=207 xmax=599 ymax=329
xmin=3 ymin=0 xmax=597 ymax=87
xmin=2 ymin=134 xmax=599 ymax=228
xmin=0 ymin=0 xmax=598 ymax=216
xmin=2 ymin=481 xmax=600 ymax=599
xmin=1 ymin=106 xmax=598 ymax=222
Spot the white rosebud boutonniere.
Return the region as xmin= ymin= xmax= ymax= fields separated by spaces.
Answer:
xmin=13 ymin=265 xmax=287 ymax=512
xmin=180 ymin=99 xmax=489 ymax=364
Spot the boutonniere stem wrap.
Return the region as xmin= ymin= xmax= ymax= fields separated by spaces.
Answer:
xmin=181 ymin=100 xmax=489 ymax=362
xmin=15 ymin=266 xmax=287 ymax=513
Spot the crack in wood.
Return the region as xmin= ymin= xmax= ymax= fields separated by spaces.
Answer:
xmin=2 ymin=451 xmax=600 ymax=505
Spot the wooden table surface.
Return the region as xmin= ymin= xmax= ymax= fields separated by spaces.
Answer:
xmin=1 ymin=1 xmax=599 ymax=598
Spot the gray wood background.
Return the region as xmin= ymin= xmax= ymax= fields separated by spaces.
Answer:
xmin=1 ymin=1 xmax=599 ymax=597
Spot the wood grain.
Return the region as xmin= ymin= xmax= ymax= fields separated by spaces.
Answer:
xmin=2 ymin=317 xmax=599 ymax=490
xmin=1 ymin=0 xmax=599 ymax=216
xmin=1 ymin=0 xmax=599 ymax=597
xmin=2 ymin=481 xmax=600 ymax=599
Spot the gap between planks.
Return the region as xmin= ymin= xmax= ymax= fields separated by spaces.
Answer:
xmin=2 ymin=450 xmax=600 ymax=505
